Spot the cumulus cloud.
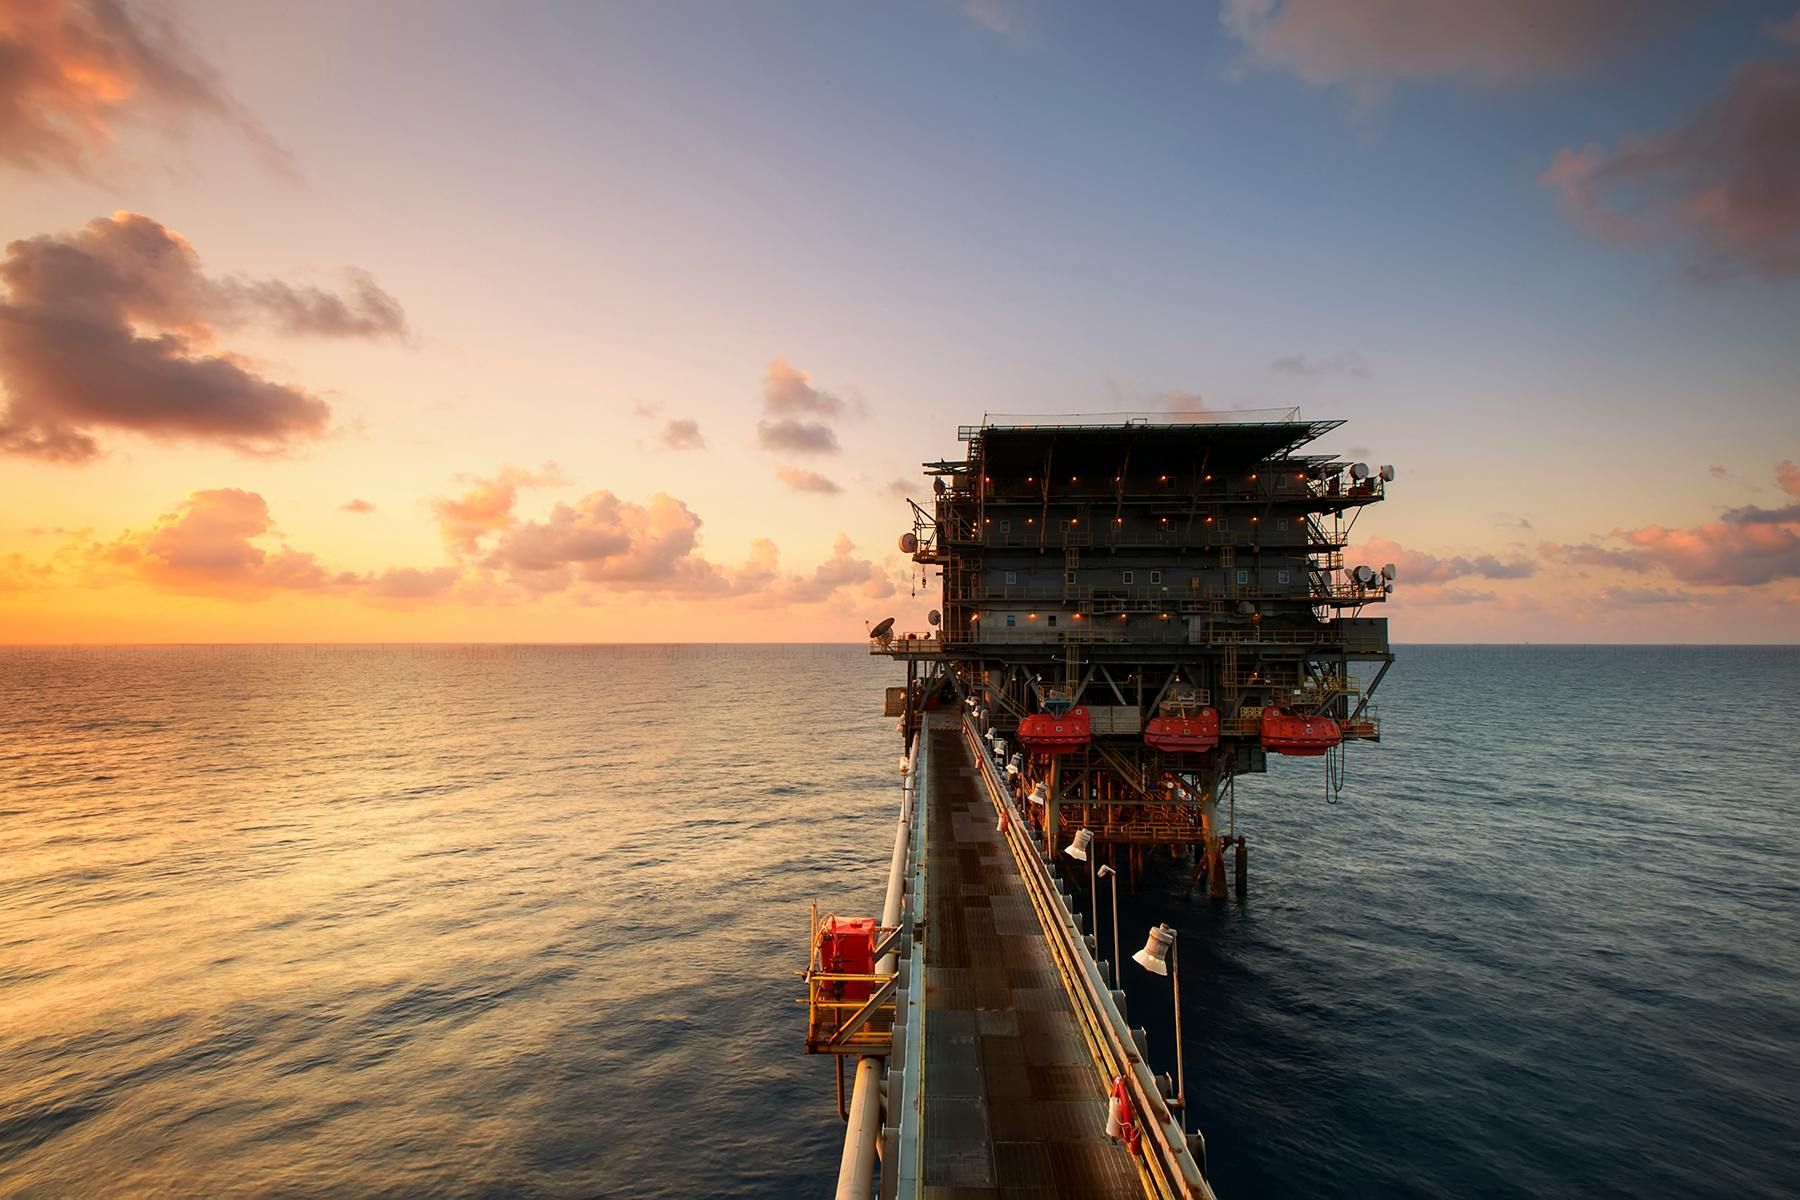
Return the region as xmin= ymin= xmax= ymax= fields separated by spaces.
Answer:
xmin=755 ymin=357 xmax=851 ymax=454
xmin=1542 ymin=59 xmax=1800 ymax=279
xmin=761 ymin=357 xmax=843 ymax=417
xmin=0 ymin=212 xmax=405 ymax=462
xmin=1542 ymin=464 xmax=1800 ymax=586
xmin=1354 ymin=534 xmax=1536 ymax=583
xmin=0 ymin=0 xmax=288 ymax=177
xmin=659 ymin=418 xmax=705 ymax=450
xmin=340 ymin=498 xmax=375 ymax=514
xmin=432 ymin=464 xmax=564 ymax=554
xmin=764 ymin=535 xmax=896 ymax=605
xmin=1779 ymin=459 xmax=1800 ymax=496
xmin=98 ymin=487 xmax=329 ymax=597
xmin=757 ymin=417 xmax=840 ymax=454
xmin=776 ymin=465 xmax=843 ymax=494
xmin=1272 ymin=351 xmax=1371 ymax=378
xmin=1773 ymin=9 xmax=1800 ymax=46
xmin=1222 ymin=0 xmax=1666 ymax=102
xmin=885 ymin=478 xmax=916 ymax=500
xmin=485 ymin=490 xmax=720 ymax=593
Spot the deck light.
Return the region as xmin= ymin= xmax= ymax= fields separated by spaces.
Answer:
xmin=1071 ymin=476 xmax=1079 ymax=483
xmin=1070 ymin=518 xmax=1079 ymax=525
xmin=1159 ymin=475 xmax=1168 ymax=482
xmin=1133 ymin=923 xmax=1175 ymax=975
xmin=1063 ymin=828 xmax=1093 ymax=861
xmin=1134 ymin=923 xmax=1187 ymax=1131
xmin=1028 ymin=612 xmax=1038 ymax=620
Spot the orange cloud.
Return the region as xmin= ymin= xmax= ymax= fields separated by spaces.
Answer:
xmin=761 ymin=357 xmax=844 ymax=417
xmin=0 ymin=0 xmax=288 ymax=176
xmin=776 ymin=465 xmax=843 ymax=494
xmin=98 ymin=487 xmax=330 ymax=598
xmin=1541 ymin=464 xmax=1800 ymax=586
xmin=1779 ymin=459 xmax=1800 ymax=497
xmin=0 ymin=212 xmax=406 ymax=462
xmin=1544 ymin=59 xmax=1800 ymax=279
xmin=432 ymin=464 xmax=565 ymax=553
xmin=1353 ymin=534 xmax=1535 ymax=583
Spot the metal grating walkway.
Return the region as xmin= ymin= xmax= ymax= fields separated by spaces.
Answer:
xmin=920 ymin=723 xmax=1141 ymax=1200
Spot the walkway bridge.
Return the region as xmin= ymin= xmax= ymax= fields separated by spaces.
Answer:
xmin=810 ymin=712 xmax=1216 ymax=1200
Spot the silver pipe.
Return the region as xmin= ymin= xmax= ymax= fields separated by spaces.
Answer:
xmin=834 ymin=736 xmax=918 ymax=1200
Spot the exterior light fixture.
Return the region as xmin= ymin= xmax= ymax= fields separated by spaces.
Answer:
xmin=1063 ymin=828 xmax=1093 ymax=861
xmin=1028 ymin=612 xmax=1038 ymax=620
xmin=1134 ymin=923 xmax=1174 ymax=974
xmin=1133 ymin=923 xmax=1187 ymax=1131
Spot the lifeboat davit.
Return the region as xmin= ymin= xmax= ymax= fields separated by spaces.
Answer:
xmin=1259 ymin=706 xmax=1342 ymax=756
xmin=1144 ymin=707 xmax=1219 ymax=753
xmin=1018 ymin=706 xmax=1091 ymax=754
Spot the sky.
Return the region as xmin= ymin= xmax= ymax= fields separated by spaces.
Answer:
xmin=0 ymin=0 xmax=1797 ymax=643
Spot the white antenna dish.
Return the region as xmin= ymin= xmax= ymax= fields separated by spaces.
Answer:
xmin=1353 ymin=565 xmax=1377 ymax=585
xmin=899 ymin=532 xmax=918 ymax=554
xmin=927 ymin=609 xmax=941 ymax=626
xmin=1381 ymin=563 xmax=1396 ymax=581
xmin=1350 ymin=462 xmax=1371 ymax=481
xmin=1378 ymin=464 xmax=1396 ymax=482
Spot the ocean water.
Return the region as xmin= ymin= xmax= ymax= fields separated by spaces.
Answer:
xmin=1 ymin=645 xmax=1796 ymax=1198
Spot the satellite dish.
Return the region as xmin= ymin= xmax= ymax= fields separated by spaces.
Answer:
xmin=899 ymin=532 xmax=919 ymax=554
xmin=1381 ymin=563 xmax=1396 ymax=581
xmin=870 ymin=617 xmax=896 ymax=639
xmin=1353 ymin=565 xmax=1377 ymax=585
xmin=1378 ymin=464 xmax=1396 ymax=482
xmin=933 ymin=478 xmax=946 ymax=495
xmin=927 ymin=609 xmax=941 ymax=626
xmin=1350 ymin=462 xmax=1371 ymax=481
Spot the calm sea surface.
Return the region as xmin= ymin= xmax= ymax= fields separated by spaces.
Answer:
xmin=1 ymin=645 xmax=1796 ymax=1198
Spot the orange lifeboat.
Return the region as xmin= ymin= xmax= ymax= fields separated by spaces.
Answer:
xmin=1144 ymin=707 xmax=1219 ymax=753
xmin=1018 ymin=706 xmax=1091 ymax=754
xmin=1259 ymin=706 xmax=1342 ymax=756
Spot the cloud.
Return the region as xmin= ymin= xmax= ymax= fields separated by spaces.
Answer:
xmin=1160 ymin=390 xmax=1210 ymax=414
xmin=1598 ymin=584 xmax=1695 ymax=606
xmin=763 ymin=534 xmax=896 ymax=604
xmin=1773 ymin=10 xmax=1800 ymax=46
xmin=885 ymin=478 xmax=916 ymax=500
xmin=1542 ymin=59 xmax=1800 ymax=279
xmin=433 ymin=463 xmax=565 ymax=554
xmin=1354 ymin=534 xmax=1536 ymax=582
xmin=659 ymin=417 xmax=705 ymax=450
xmin=364 ymin=566 xmax=459 ymax=601
xmin=1780 ymin=459 xmax=1800 ymax=496
xmin=1541 ymin=466 xmax=1800 ymax=586
xmin=0 ymin=212 xmax=405 ymax=462
xmin=1271 ymin=351 xmax=1371 ymax=378
xmin=340 ymin=498 xmax=375 ymax=514
xmin=757 ymin=417 xmax=840 ymax=454
xmin=98 ymin=487 xmax=329 ymax=597
xmin=0 ymin=0 xmax=289 ymax=177
xmin=761 ymin=357 xmax=843 ymax=417
xmin=1709 ymin=464 xmax=1730 ymax=478
xmin=776 ymin=465 xmax=842 ymax=494
xmin=1221 ymin=0 xmax=1665 ymax=104
xmin=484 ymin=490 xmax=720 ymax=593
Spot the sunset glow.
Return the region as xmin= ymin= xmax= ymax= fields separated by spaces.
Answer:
xmin=3 ymin=1 xmax=1797 ymax=643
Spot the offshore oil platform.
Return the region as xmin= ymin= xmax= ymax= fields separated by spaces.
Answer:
xmin=805 ymin=411 xmax=1395 ymax=1199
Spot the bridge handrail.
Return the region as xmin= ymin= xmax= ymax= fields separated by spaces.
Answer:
xmin=963 ymin=716 xmax=1216 ymax=1200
